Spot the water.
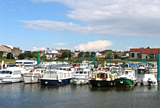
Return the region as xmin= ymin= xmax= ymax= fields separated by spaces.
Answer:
xmin=0 ymin=83 xmax=160 ymax=108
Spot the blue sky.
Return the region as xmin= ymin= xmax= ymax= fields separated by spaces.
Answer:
xmin=0 ymin=0 xmax=160 ymax=51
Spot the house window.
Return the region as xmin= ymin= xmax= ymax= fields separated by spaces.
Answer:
xmin=131 ymin=53 xmax=134 ymax=58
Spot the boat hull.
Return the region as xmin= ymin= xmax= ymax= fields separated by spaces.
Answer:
xmin=89 ymin=80 xmax=114 ymax=87
xmin=72 ymin=79 xmax=89 ymax=85
xmin=40 ymin=79 xmax=72 ymax=85
xmin=24 ymin=76 xmax=40 ymax=84
xmin=0 ymin=77 xmax=22 ymax=84
xmin=115 ymin=78 xmax=135 ymax=87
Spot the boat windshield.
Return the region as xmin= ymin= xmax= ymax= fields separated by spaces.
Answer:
xmin=0 ymin=71 xmax=12 ymax=74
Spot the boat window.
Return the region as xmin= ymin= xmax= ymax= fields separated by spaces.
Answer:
xmin=97 ymin=74 xmax=99 ymax=78
xmin=0 ymin=71 xmax=12 ymax=74
xmin=68 ymin=73 xmax=70 ymax=77
xmin=24 ymin=62 xmax=33 ymax=64
xmin=60 ymin=73 xmax=63 ymax=78
xmin=80 ymin=71 xmax=83 ymax=74
xmin=13 ymin=70 xmax=21 ymax=75
xmin=125 ymin=71 xmax=128 ymax=75
xmin=59 ymin=68 xmax=62 ymax=70
xmin=64 ymin=73 xmax=66 ymax=78
xmin=63 ymin=68 xmax=67 ymax=70
xmin=44 ymin=72 xmax=50 ymax=78
xmin=5 ymin=71 xmax=10 ymax=74
xmin=15 ymin=62 xmax=22 ymax=64
xmin=76 ymin=72 xmax=79 ymax=74
xmin=84 ymin=72 xmax=87 ymax=74
xmin=106 ymin=74 xmax=108 ymax=78
xmin=100 ymin=74 xmax=105 ymax=78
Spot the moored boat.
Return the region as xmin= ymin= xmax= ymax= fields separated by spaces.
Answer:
xmin=0 ymin=67 xmax=24 ymax=83
xmin=40 ymin=67 xmax=75 ymax=85
xmin=89 ymin=70 xmax=117 ymax=87
xmin=115 ymin=68 xmax=137 ymax=87
xmin=72 ymin=67 xmax=91 ymax=85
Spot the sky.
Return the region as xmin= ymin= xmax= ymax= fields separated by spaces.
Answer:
xmin=0 ymin=0 xmax=160 ymax=51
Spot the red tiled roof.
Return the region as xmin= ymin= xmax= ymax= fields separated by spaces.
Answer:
xmin=130 ymin=48 xmax=160 ymax=54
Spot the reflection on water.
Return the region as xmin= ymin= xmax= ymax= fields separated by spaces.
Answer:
xmin=0 ymin=83 xmax=160 ymax=108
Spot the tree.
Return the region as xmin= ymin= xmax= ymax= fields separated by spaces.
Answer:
xmin=41 ymin=54 xmax=46 ymax=60
xmin=91 ymin=52 xmax=96 ymax=58
xmin=105 ymin=51 xmax=114 ymax=59
xmin=114 ymin=54 xmax=120 ymax=59
xmin=24 ymin=52 xmax=33 ymax=58
xmin=18 ymin=54 xmax=25 ymax=59
xmin=7 ymin=53 xmax=14 ymax=59
xmin=78 ymin=51 xmax=83 ymax=58
xmin=33 ymin=52 xmax=39 ymax=58
xmin=62 ymin=51 xmax=69 ymax=59
xmin=85 ymin=52 xmax=90 ymax=58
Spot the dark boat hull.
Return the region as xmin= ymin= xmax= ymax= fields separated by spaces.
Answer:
xmin=89 ymin=80 xmax=114 ymax=87
xmin=40 ymin=79 xmax=71 ymax=85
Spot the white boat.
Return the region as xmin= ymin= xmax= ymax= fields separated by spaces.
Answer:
xmin=15 ymin=60 xmax=37 ymax=71
xmin=115 ymin=68 xmax=137 ymax=87
xmin=72 ymin=67 xmax=91 ymax=85
xmin=0 ymin=67 xmax=23 ymax=83
xmin=142 ymin=74 xmax=157 ymax=86
xmin=40 ymin=67 xmax=75 ymax=85
xmin=23 ymin=68 xmax=44 ymax=84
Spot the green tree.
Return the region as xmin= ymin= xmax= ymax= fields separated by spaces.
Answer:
xmin=41 ymin=54 xmax=46 ymax=60
xmin=78 ymin=51 xmax=83 ymax=58
xmin=85 ymin=52 xmax=90 ymax=58
xmin=7 ymin=53 xmax=14 ymax=59
xmin=24 ymin=52 xmax=33 ymax=58
xmin=105 ymin=51 xmax=114 ymax=59
xmin=91 ymin=52 xmax=96 ymax=58
xmin=114 ymin=54 xmax=120 ymax=59
xmin=18 ymin=53 xmax=25 ymax=59
xmin=33 ymin=52 xmax=39 ymax=58
xmin=62 ymin=51 xmax=69 ymax=59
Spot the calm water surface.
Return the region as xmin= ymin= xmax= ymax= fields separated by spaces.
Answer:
xmin=0 ymin=83 xmax=160 ymax=108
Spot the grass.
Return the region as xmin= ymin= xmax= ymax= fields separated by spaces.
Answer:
xmin=0 ymin=58 xmax=16 ymax=64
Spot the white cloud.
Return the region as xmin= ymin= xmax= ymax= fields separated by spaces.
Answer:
xmin=74 ymin=40 xmax=112 ymax=51
xmin=32 ymin=47 xmax=45 ymax=51
xmin=52 ymin=43 xmax=67 ymax=46
xmin=21 ymin=0 xmax=160 ymax=37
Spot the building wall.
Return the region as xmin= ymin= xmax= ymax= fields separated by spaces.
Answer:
xmin=11 ymin=47 xmax=22 ymax=58
xmin=129 ymin=51 xmax=141 ymax=59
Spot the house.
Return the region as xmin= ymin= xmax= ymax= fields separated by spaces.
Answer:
xmin=45 ymin=48 xmax=59 ymax=60
xmin=11 ymin=47 xmax=22 ymax=59
xmin=0 ymin=45 xmax=12 ymax=58
xmin=72 ymin=50 xmax=80 ymax=59
xmin=96 ymin=50 xmax=114 ymax=59
xmin=130 ymin=48 xmax=160 ymax=59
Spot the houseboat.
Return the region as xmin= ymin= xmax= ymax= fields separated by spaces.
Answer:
xmin=40 ymin=67 xmax=75 ymax=85
xmin=115 ymin=68 xmax=137 ymax=87
xmin=89 ymin=70 xmax=117 ymax=87
xmin=23 ymin=68 xmax=45 ymax=84
xmin=72 ymin=67 xmax=92 ymax=85
xmin=0 ymin=67 xmax=24 ymax=83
